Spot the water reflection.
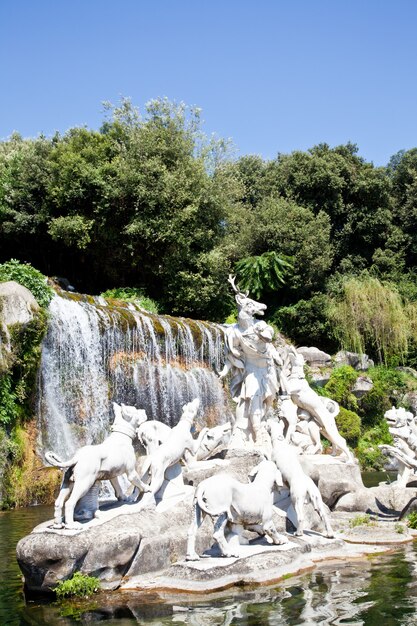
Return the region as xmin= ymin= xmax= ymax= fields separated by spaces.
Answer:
xmin=18 ymin=549 xmax=417 ymax=626
xmin=4 ymin=506 xmax=417 ymax=625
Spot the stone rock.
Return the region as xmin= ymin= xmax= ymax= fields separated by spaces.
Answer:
xmin=335 ymin=484 xmax=417 ymax=515
xmin=352 ymin=375 xmax=373 ymax=398
xmin=334 ymin=351 xmax=374 ymax=371
xmin=297 ymin=346 xmax=331 ymax=368
xmin=396 ymin=366 xmax=417 ymax=379
xmin=16 ymin=497 xmax=213 ymax=593
xmin=308 ymin=370 xmax=332 ymax=387
xmin=299 ymin=455 xmax=364 ymax=509
xmin=184 ymin=450 xmax=283 ymax=497
xmin=399 ymin=495 xmax=417 ymax=519
xmin=0 ymin=280 xmax=40 ymax=327
xmin=401 ymin=392 xmax=417 ymax=415
xmin=17 ymin=451 xmax=347 ymax=593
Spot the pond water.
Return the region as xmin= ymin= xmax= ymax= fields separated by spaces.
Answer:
xmin=3 ymin=505 xmax=417 ymax=625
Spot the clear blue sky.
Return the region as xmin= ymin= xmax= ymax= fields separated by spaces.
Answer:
xmin=1 ymin=0 xmax=416 ymax=166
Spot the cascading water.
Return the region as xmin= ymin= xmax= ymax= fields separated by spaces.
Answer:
xmin=38 ymin=292 xmax=230 ymax=457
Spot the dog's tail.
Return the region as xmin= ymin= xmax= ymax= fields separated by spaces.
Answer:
xmin=45 ymin=451 xmax=76 ymax=469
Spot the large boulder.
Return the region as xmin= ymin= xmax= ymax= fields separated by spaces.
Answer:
xmin=335 ymin=484 xmax=417 ymax=514
xmin=0 ymin=281 xmax=40 ymax=327
xmin=334 ymin=351 xmax=374 ymax=371
xmin=299 ymin=455 xmax=364 ymax=509
xmin=17 ymin=497 xmax=210 ymax=593
xmin=0 ymin=281 xmax=40 ymax=362
xmin=16 ymin=451 xmax=348 ymax=593
xmin=401 ymin=392 xmax=417 ymax=414
xmin=297 ymin=346 xmax=331 ymax=368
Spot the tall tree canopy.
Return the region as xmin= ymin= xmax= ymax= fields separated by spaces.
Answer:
xmin=2 ymin=98 xmax=417 ymax=358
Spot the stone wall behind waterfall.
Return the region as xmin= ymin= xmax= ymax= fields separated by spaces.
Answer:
xmin=38 ymin=292 xmax=230 ymax=457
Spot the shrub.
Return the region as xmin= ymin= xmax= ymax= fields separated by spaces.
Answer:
xmin=273 ymin=294 xmax=338 ymax=354
xmin=0 ymin=375 xmax=19 ymax=425
xmin=55 ymin=572 xmax=101 ymax=599
xmin=355 ymin=420 xmax=393 ymax=470
xmin=0 ymin=259 xmax=53 ymax=308
xmin=349 ymin=513 xmax=372 ymax=528
xmin=407 ymin=512 xmax=417 ymax=530
xmin=101 ymin=287 xmax=159 ymax=314
xmin=324 ymin=365 xmax=359 ymax=412
xmin=359 ymin=366 xmax=411 ymax=427
xmin=335 ymin=407 xmax=361 ymax=447
xmin=349 ymin=514 xmax=371 ymax=528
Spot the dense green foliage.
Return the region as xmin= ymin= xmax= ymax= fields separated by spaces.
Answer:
xmin=1 ymin=99 xmax=417 ymax=362
xmin=0 ymin=259 xmax=53 ymax=308
xmin=0 ymin=100 xmax=416 ymax=360
xmin=406 ymin=511 xmax=417 ymax=530
xmin=55 ymin=572 xmax=101 ymax=599
xmin=316 ymin=364 xmax=417 ymax=469
xmin=324 ymin=366 xmax=359 ymax=412
xmin=335 ymin=407 xmax=361 ymax=447
xmin=0 ymin=262 xmax=51 ymax=508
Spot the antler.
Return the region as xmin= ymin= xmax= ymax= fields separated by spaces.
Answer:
xmin=228 ymin=274 xmax=249 ymax=297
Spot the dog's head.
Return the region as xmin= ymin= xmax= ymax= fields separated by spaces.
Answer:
xmin=198 ymin=422 xmax=231 ymax=458
xmin=385 ymin=406 xmax=413 ymax=428
xmin=114 ymin=402 xmax=148 ymax=430
xmin=249 ymin=459 xmax=283 ymax=489
xmin=180 ymin=398 xmax=200 ymax=424
xmin=266 ymin=417 xmax=285 ymax=441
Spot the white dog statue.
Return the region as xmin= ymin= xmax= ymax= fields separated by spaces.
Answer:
xmin=186 ymin=459 xmax=287 ymax=560
xmin=46 ymin=402 xmax=150 ymax=529
xmin=267 ymin=419 xmax=334 ymax=538
xmin=184 ymin=421 xmax=232 ymax=463
xmin=139 ymin=398 xmax=208 ymax=505
xmin=137 ymin=420 xmax=172 ymax=455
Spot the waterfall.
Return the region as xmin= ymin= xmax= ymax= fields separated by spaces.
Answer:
xmin=38 ymin=293 xmax=230 ymax=457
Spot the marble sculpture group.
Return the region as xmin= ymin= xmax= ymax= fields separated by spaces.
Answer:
xmin=44 ymin=276 xmax=352 ymax=564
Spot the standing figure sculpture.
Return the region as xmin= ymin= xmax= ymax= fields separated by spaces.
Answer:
xmin=220 ymin=276 xmax=283 ymax=448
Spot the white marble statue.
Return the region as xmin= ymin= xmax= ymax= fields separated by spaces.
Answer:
xmin=278 ymin=396 xmax=322 ymax=454
xmin=186 ymin=459 xmax=287 ymax=560
xmin=267 ymin=418 xmax=334 ymax=537
xmin=45 ymin=402 xmax=151 ymax=529
xmin=282 ymin=347 xmax=353 ymax=462
xmin=220 ymin=276 xmax=283 ymax=448
xmin=379 ymin=406 xmax=417 ymax=487
xmin=184 ymin=421 xmax=232 ymax=463
xmin=139 ymin=398 xmax=208 ymax=505
xmin=137 ymin=419 xmax=172 ymax=455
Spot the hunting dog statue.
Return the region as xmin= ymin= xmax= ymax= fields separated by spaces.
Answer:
xmin=139 ymin=398 xmax=208 ymax=505
xmin=267 ymin=418 xmax=334 ymax=538
xmin=46 ymin=402 xmax=150 ymax=529
xmin=186 ymin=459 xmax=287 ymax=560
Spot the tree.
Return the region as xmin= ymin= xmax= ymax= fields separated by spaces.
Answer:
xmin=328 ymin=275 xmax=413 ymax=364
xmin=389 ymin=148 xmax=417 ymax=268
xmin=234 ymin=251 xmax=292 ymax=300
xmin=263 ymin=143 xmax=393 ymax=273
xmin=253 ymin=197 xmax=334 ymax=298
